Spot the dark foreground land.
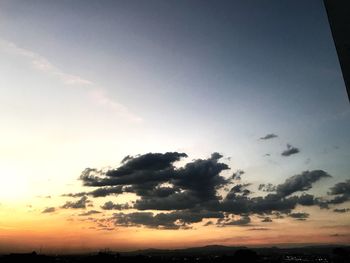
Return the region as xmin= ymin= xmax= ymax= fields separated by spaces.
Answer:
xmin=1 ymin=245 xmax=349 ymax=263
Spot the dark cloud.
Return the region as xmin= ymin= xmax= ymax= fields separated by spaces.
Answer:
xmin=88 ymin=186 xmax=124 ymax=197
xmin=249 ymin=194 xmax=299 ymax=214
xmin=232 ymin=170 xmax=244 ymax=180
xmin=318 ymin=180 xmax=350 ymax=207
xmin=289 ymin=212 xmax=309 ymax=220
xmin=248 ymin=227 xmax=270 ymax=231
xmin=326 ymin=194 xmax=350 ymax=205
xmin=107 ymin=152 xmax=187 ymax=177
xmin=260 ymin=134 xmax=278 ymax=140
xmin=225 ymin=184 xmax=251 ymax=200
xmin=275 ymin=170 xmax=331 ymax=197
xmin=333 ymin=208 xmax=350 ymax=213
xmin=78 ymin=210 xmax=101 ymax=216
xmin=297 ymin=194 xmax=317 ymax=206
xmin=328 ymin=179 xmax=350 ymax=195
xmin=271 ymin=211 xmax=285 ymax=219
xmin=120 ymin=152 xmax=229 ymax=211
xmin=101 ymin=201 xmax=130 ymax=210
xmin=80 ymin=168 xmax=177 ymax=187
xmin=172 ymin=152 xmax=229 ymax=200
xmin=42 ymin=207 xmax=55 ymax=213
xmin=261 ymin=217 xmax=272 ymax=222
xmin=112 ymin=210 xmax=224 ymax=229
xmin=112 ymin=212 xmax=174 ymax=229
xmin=121 ymin=155 xmax=132 ymax=163
xmin=281 ymin=144 xmax=300 ymax=157
xmin=134 ymin=191 xmax=200 ymax=210
xmin=61 ymin=196 xmax=91 ymax=209
xmin=203 ymin=221 xmax=214 ymax=226
xmin=218 ymin=215 xmax=251 ymax=226
xmin=62 ymin=192 xmax=86 ymax=198
xmin=60 ymin=152 xmax=338 ymax=229
xmin=80 ymin=152 xmax=187 ymax=186
xmin=62 ymin=186 xmax=123 ymax=198
xmin=218 ymin=191 xmax=300 ymax=215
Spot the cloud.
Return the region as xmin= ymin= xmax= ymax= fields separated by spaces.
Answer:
xmin=288 ymin=212 xmax=309 ymax=220
xmin=0 ymin=39 xmax=92 ymax=86
xmin=112 ymin=212 xmax=173 ymax=229
xmin=87 ymin=186 xmax=124 ymax=197
xmin=248 ymin=194 xmax=299 ymax=214
xmin=42 ymin=207 xmax=56 ymax=213
xmin=134 ymin=191 xmax=200 ymax=210
xmin=260 ymin=134 xmax=278 ymax=140
xmin=62 ymin=192 xmax=86 ymax=198
xmin=232 ymin=170 xmax=244 ymax=180
xmin=217 ymin=215 xmax=251 ymax=226
xmin=79 ymin=152 xmax=188 ymax=187
xmin=226 ymin=184 xmax=251 ymax=199
xmin=61 ymin=196 xmax=91 ymax=209
xmin=261 ymin=217 xmax=272 ymax=222
xmin=203 ymin=221 xmax=214 ymax=226
xmin=281 ymin=144 xmax=300 ymax=157
xmin=248 ymin=227 xmax=270 ymax=231
xmin=333 ymin=208 xmax=350 ymax=213
xmin=326 ymin=195 xmax=350 ymax=205
xmin=79 ymin=152 xmax=229 ymax=212
xmin=64 ymin=186 xmax=124 ymax=198
xmin=275 ymin=170 xmax=331 ymax=197
xmin=318 ymin=180 xmax=350 ymax=207
xmin=0 ymin=39 xmax=141 ymax=122
xmin=112 ymin=210 xmax=224 ymax=230
xmin=107 ymin=152 xmax=188 ymax=177
xmin=297 ymin=194 xmax=317 ymax=206
xmin=101 ymin=201 xmax=130 ymax=210
xmin=258 ymin=183 xmax=276 ymax=192
xmin=78 ymin=210 xmax=101 ymax=216
xmin=328 ymin=179 xmax=350 ymax=195
xmin=60 ymin=152 xmax=338 ymax=229
xmin=87 ymin=89 xmax=142 ymax=122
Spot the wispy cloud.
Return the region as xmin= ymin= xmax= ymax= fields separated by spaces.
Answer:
xmin=88 ymin=89 xmax=142 ymax=122
xmin=0 ymin=39 xmax=93 ymax=86
xmin=0 ymin=39 xmax=142 ymax=122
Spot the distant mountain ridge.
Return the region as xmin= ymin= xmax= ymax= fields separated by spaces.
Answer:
xmin=120 ymin=244 xmax=349 ymax=256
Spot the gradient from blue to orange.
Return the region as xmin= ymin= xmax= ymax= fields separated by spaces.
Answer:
xmin=0 ymin=0 xmax=349 ymax=253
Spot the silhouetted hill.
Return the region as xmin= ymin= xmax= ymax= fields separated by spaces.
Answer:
xmin=121 ymin=244 xmax=349 ymax=256
xmin=124 ymin=245 xmax=247 ymax=256
xmin=1 ymin=244 xmax=349 ymax=263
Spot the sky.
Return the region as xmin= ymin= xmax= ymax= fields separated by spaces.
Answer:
xmin=0 ymin=0 xmax=349 ymax=253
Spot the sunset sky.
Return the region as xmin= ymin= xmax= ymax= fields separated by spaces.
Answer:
xmin=0 ymin=0 xmax=349 ymax=253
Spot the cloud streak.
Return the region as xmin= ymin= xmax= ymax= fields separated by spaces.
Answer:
xmin=0 ymin=39 xmax=93 ymax=86
xmin=260 ymin=133 xmax=278 ymax=140
xmin=0 ymin=39 xmax=141 ymax=122
xmin=42 ymin=207 xmax=56 ymax=213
